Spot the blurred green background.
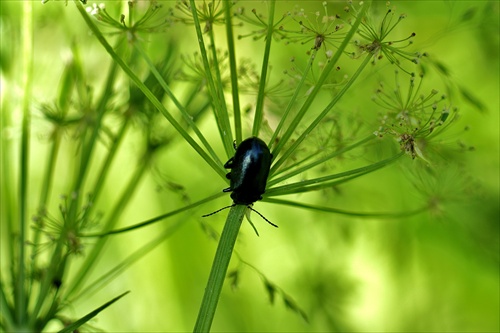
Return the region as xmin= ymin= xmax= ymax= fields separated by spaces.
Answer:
xmin=1 ymin=1 xmax=498 ymax=332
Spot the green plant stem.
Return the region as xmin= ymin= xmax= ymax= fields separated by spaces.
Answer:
xmin=71 ymin=214 xmax=188 ymax=301
xmin=269 ymin=50 xmax=316 ymax=149
xmin=224 ymin=1 xmax=242 ymax=143
xmin=29 ymin=239 xmax=65 ymax=327
xmin=269 ymin=134 xmax=376 ymax=186
xmin=252 ymin=0 xmax=275 ymax=137
xmin=271 ymin=53 xmax=372 ymax=175
xmin=16 ymin=0 xmax=34 ymax=326
xmin=207 ymin=29 xmax=233 ymax=151
xmin=264 ymin=198 xmax=428 ymax=218
xmin=133 ymin=44 xmax=223 ymax=168
xmin=88 ymin=115 xmax=130 ymax=205
xmin=266 ymin=151 xmax=405 ymax=196
xmin=28 ymin=127 xmax=62 ymax=302
xmin=73 ymin=0 xmax=224 ymax=179
xmin=194 ymin=204 xmax=246 ymax=333
xmin=82 ymin=191 xmax=225 ymax=236
xmin=189 ymin=0 xmax=233 ymax=155
xmin=30 ymin=45 xmax=121 ymax=326
xmin=1 ymin=97 xmax=16 ymax=320
xmin=65 ymin=151 xmax=152 ymax=299
xmin=270 ymin=3 xmax=369 ymax=172
xmin=1 ymin=281 xmax=15 ymax=332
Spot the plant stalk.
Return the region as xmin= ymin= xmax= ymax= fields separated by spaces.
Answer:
xmin=194 ymin=204 xmax=246 ymax=332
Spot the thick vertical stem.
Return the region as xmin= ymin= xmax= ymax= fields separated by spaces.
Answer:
xmin=193 ymin=205 xmax=246 ymax=332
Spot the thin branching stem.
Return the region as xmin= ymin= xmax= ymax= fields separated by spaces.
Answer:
xmin=272 ymin=53 xmax=372 ymax=174
xmin=189 ymin=0 xmax=234 ymax=156
xmin=28 ymin=127 xmax=62 ymax=300
xmin=269 ymin=134 xmax=376 ymax=186
xmin=208 ymin=28 xmax=233 ymax=144
xmin=268 ymin=50 xmax=317 ymax=150
xmin=264 ymin=198 xmax=428 ymax=218
xmin=65 ymin=152 xmax=152 ymax=298
xmin=71 ymin=216 xmax=187 ymax=301
xmin=88 ymin=116 xmax=131 ymax=206
xmin=270 ymin=3 xmax=369 ymax=172
xmin=252 ymin=0 xmax=276 ymax=137
xmin=81 ymin=192 xmax=225 ymax=237
xmin=73 ymin=0 xmax=225 ymax=179
xmin=134 ymin=44 xmax=223 ymax=168
xmin=224 ymin=1 xmax=242 ymax=143
xmin=266 ymin=151 xmax=405 ymax=196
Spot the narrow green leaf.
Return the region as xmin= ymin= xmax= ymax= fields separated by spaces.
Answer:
xmin=459 ymin=85 xmax=486 ymax=113
xmin=264 ymin=198 xmax=428 ymax=218
xmin=264 ymin=280 xmax=276 ymax=305
xmin=57 ymin=291 xmax=130 ymax=333
xmin=81 ymin=192 xmax=224 ymax=237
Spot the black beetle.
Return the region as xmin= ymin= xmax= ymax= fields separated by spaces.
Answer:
xmin=203 ymin=137 xmax=277 ymax=229
xmin=223 ymin=137 xmax=272 ymax=205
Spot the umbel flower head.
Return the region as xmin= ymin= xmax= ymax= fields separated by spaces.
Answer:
xmin=373 ymin=70 xmax=458 ymax=161
xmin=351 ymin=1 xmax=423 ymax=72
xmin=172 ymin=0 xmax=225 ymax=33
xmin=285 ymin=1 xmax=346 ymax=57
xmin=86 ymin=0 xmax=170 ymax=41
xmin=234 ymin=6 xmax=289 ymax=41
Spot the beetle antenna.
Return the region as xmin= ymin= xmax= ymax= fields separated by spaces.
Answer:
xmin=248 ymin=206 xmax=278 ymax=228
xmin=202 ymin=204 xmax=235 ymax=217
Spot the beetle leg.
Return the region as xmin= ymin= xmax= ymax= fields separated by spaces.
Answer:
xmin=223 ymin=187 xmax=232 ymax=193
xmin=225 ymin=172 xmax=231 ymax=179
xmin=224 ymin=157 xmax=234 ymax=169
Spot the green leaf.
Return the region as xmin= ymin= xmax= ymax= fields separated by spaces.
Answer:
xmin=57 ymin=291 xmax=130 ymax=333
xmin=227 ymin=270 xmax=240 ymax=290
xmin=264 ymin=280 xmax=276 ymax=305
xmin=459 ymin=85 xmax=486 ymax=113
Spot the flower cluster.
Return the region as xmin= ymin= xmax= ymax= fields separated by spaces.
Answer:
xmin=86 ymin=0 xmax=169 ymax=41
xmin=351 ymin=2 xmax=423 ymax=71
xmin=234 ymin=7 xmax=289 ymax=41
xmin=171 ymin=0 xmax=225 ymax=33
xmin=30 ymin=193 xmax=97 ymax=256
xmin=285 ymin=2 xmax=346 ymax=56
xmin=373 ymin=71 xmax=458 ymax=160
